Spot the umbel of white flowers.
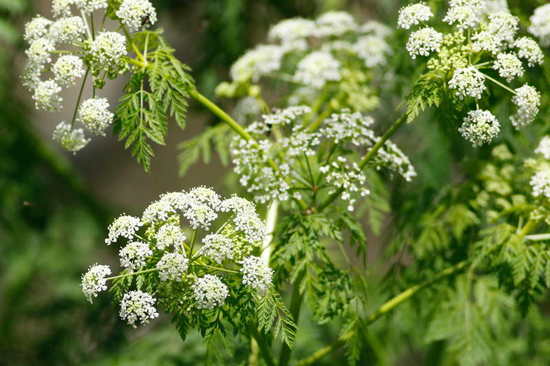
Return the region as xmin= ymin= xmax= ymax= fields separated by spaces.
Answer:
xmin=22 ymin=0 xmax=158 ymax=152
xmin=398 ymin=0 xmax=544 ymax=147
xmin=81 ymin=187 xmax=273 ymax=327
xmin=231 ymin=107 xmax=416 ymax=211
xmin=225 ymin=10 xmax=393 ymax=92
xmin=530 ymin=136 xmax=550 ymax=200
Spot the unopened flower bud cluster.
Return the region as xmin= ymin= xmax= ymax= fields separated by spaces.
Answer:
xmin=231 ymin=107 xmax=416 ymax=211
xmin=22 ymin=0 xmax=157 ymax=152
xmin=399 ymin=1 xmax=544 ymax=147
xmin=81 ymin=188 xmax=273 ymax=327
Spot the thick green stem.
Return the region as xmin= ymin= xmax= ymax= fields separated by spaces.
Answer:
xmin=250 ymin=326 xmax=276 ymax=366
xmin=279 ymin=270 xmax=306 ymax=366
xmin=317 ymin=113 xmax=407 ymax=211
xmin=189 ymin=89 xmax=253 ymax=141
xmin=294 ymin=260 xmax=469 ymax=366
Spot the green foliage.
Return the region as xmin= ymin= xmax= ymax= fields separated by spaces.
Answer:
xmin=256 ymin=290 xmax=297 ymax=347
xmin=405 ymin=70 xmax=445 ymax=123
xmin=114 ymin=34 xmax=195 ymax=171
xmin=178 ymin=124 xmax=232 ymax=177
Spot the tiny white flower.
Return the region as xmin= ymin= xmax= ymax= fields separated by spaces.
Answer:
xmin=492 ymin=53 xmax=523 ymax=82
xmin=397 ymin=3 xmax=433 ymax=30
xmin=510 ymin=84 xmax=540 ymax=128
xmin=116 ymin=0 xmax=157 ymax=32
xmin=53 ymin=55 xmax=85 ymax=87
xmin=240 ymin=256 xmax=273 ymax=292
xmin=156 ymin=252 xmax=188 ymax=281
xmin=52 ymin=121 xmax=90 ymax=152
xmin=78 ymin=97 xmax=114 ymax=135
xmin=458 ymin=109 xmax=500 ymax=146
xmin=119 ymin=290 xmax=159 ymax=327
xmin=448 ymin=67 xmax=486 ymax=100
xmin=119 ymin=241 xmax=153 ymax=271
xmin=105 ymin=215 xmax=142 ymax=245
xmin=192 ymin=274 xmax=229 ymax=309
xmin=406 ymin=27 xmax=443 ymax=59
xmin=81 ymin=264 xmax=111 ymax=303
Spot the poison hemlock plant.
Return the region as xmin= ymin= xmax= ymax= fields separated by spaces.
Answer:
xmin=19 ymin=1 xmax=550 ymax=365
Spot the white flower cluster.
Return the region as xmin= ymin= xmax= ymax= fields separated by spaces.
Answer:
xmin=229 ymin=11 xmax=392 ymax=86
xmin=398 ymin=3 xmax=433 ymax=30
xmin=320 ymin=157 xmax=369 ymax=211
xmin=530 ymin=170 xmax=550 ymax=199
xmin=510 ymin=85 xmax=540 ymax=129
xmin=240 ymin=256 xmax=273 ymax=292
xmin=77 ymin=98 xmax=114 ymax=136
xmin=231 ymin=108 xmax=415 ymax=211
xmin=294 ymin=51 xmax=341 ymax=88
xmin=23 ymin=0 xmax=157 ymax=152
xmin=105 ymin=215 xmax=143 ymax=245
xmin=119 ymin=290 xmax=159 ymax=327
xmin=530 ymin=136 xmax=550 ymax=200
xmin=116 ymin=0 xmax=157 ymax=32
xmin=192 ymin=274 xmax=229 ymax=310
xmin=156 ymin=252 xmax=188 ymax=281
xmin=119 ymin=241 xmax=153 ymax=271
xmin=401 ymin=2 xmax=545 ymax=146
xmin=52 ymin=121 xmax=90 ymax=153
xmin=535 ymin=137 xmax=550 ymax=160
xmin=458 ymin=109 xmax=500 ymax=146
xmin=83 ymin=188 xmax=272 ymax=327
xmin=448 ymin=67 xmax=486 ymax=99
xmin=81 ymin=264 xmax=111 ymax=302
xmin=529 ymin=4 xmax=550 ymax=47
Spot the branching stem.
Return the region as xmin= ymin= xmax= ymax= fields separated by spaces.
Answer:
xmin=295 ymin=260 xmax=469 ymax=366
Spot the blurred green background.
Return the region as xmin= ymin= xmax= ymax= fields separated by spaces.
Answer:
xmin=1 ymin=1 xmax=548 ymax=365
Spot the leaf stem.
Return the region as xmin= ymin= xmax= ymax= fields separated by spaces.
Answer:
xmin=482 ymin=73 xmax=517 ymax=95
xmin=294 ymin=260 xmax=469 ymax=366
xmin=70 ymin=69 xmax=90 ymax=128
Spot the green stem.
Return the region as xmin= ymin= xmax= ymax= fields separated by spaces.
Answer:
xmin=107 ymin=267 xmax=160 ymax=281
xmin=294 ymin=260 xmax=469 ymax=366
xmin=317 ymin=113 xmax=407 ymax=211
xmin=70 ymin=69 xmax=90 ymax=128
xmin=189 ymin=89 xmax=253 ymax=141
xmin=482 ymin=73 xmax=517 ymax=94
xmin=197 ymin=264 xmax=240 ymax=274
xmin=250 ymin=326 xmax=276 ymax=366
xmin=279 ymin=270 xmax=306 ymax=366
